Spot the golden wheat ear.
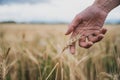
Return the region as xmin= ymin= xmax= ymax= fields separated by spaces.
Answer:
xmin=62 ymin=34 xmax=82 ymax=53
xmin=0 ymin=48 xmax=11 ymax=80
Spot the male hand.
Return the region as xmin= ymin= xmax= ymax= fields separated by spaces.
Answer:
xmin=65 ymin=5 xmax=108 ymax=54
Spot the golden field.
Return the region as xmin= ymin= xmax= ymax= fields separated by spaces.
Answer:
xmin=0 ymin=24 xmax=120 ymax=80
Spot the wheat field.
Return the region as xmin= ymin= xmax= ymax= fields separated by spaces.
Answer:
xmin=0 ymin=23 xmax=120 ymax=80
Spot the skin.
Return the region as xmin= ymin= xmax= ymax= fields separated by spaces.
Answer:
xmin=65 ymin=0 xmax=120 ymax=54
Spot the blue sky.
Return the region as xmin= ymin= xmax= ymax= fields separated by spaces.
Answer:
xmin=0 ymin=0 xmax=120 ymax=23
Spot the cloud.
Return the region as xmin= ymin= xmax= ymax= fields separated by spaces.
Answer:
xmin=0 ymin=3 xmax=75 ymax=23
xmin=0 ymin=0 xmax=120 ymax=23
xmin=0 ymin=0 xmax=49 ymax=5
xmin=0 ymin=0 xmax=92 ymax=23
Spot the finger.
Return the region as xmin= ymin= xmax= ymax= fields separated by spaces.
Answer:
xmin=88 ymin=34 xmax=104 ymax=43
xmin=69 ymin=42 xmax=75 ymax=54
xmin=69 ymin=32 xmax=78 ymax=54
xmin=100 ymin=28 xmax=107 ymax=34
xmin=79 ymin=42 xmax=93 ymax=48
xmin=65 ymin=15 xmax=82 ymax=35
xmin=79 ymin=41 xmax=93 ymax=48
xmin=79 ymin=36 xmax=93 ymax=48
xmin=97 ymin=34 xmax=104 ymax=42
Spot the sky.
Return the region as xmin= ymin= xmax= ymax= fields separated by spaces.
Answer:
xmin=0 ymin=0 xmax=120 ymax=23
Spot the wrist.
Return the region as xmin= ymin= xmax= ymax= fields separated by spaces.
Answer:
xmin=92 ymin=4 xmax=110 ymax=14
xmin=89 ymin=4 xmax=109 ymax=17
xmin=92 ymin=0 xmax=120 ymax=13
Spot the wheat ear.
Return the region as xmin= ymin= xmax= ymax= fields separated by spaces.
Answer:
xmin=62 ymin=34 xmax=82 ymax=53
xmin=0 ymin=48 xmax=10 ymax=80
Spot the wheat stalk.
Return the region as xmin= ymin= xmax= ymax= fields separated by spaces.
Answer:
xmin=46 ymin=63 xmax=59 ymax=80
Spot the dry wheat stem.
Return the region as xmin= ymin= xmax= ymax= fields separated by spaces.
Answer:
xmin=55 ymin=65 xmax=59 ymax=80
xmin=61 ymin=68 xmax=64 ymax=80
xmin=76 ymin=55 xmax=89 ymax=66
xmin=46 ymin=63 xmax=59 ymax=80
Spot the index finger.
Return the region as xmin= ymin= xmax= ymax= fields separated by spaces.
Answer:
xmin=65 ymin=14 xmax=82 ymax=35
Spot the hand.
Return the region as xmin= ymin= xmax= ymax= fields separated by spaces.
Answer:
xmin=65 ymin=5 xmax=108 ymax=54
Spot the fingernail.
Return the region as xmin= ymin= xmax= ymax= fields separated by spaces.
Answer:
xmin=101 ymin=28 xmax=107 ymax=34
xmin=70 ymin=47 xmax=75 ymax=54
xmin=98 ymin=34 xmax=104 ymax=39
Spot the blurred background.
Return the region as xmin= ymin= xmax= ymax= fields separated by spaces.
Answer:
xmin=0 ymin=0 xmax=120 ymax=80
xmin=0 ymin=0 xmax=120 ymax=24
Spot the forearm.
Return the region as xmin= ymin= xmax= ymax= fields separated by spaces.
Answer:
xmin=93 ymin=0 xmax=120 ymax=13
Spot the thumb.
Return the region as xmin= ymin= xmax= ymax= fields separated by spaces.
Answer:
xmin=65 ymin=14 xmax=82 ymax=35
xmin=65 ymin=25 xmax=74 ymax=35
